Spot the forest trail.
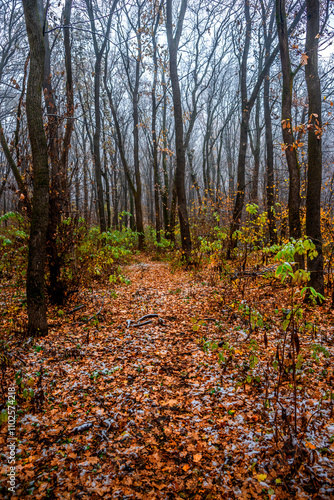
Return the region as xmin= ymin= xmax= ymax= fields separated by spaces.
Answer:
xmin=1 ymin=257 xmax=334 ymax=499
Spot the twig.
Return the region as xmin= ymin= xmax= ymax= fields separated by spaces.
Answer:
xmin=126 ymin=313 xmax=164 ymax=328
xmin=137 ymin=314 xmax=159 ymax=322
xmin=131 ymin=320 xmax=153 ymax=328
xmin=79 ymin=295 xmax=105 ymax=324
xmin=67 ymin=304 xmax=85 ymax=314
xmin=69 ymin=422 xmax=94 ymax=434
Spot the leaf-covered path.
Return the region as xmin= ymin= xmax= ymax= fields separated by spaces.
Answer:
xmin=1 ymin=257 xmax=334 ymax=499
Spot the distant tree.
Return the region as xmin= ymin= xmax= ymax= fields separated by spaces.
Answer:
xmin=85 ymin=0 xmax=119 ymax=233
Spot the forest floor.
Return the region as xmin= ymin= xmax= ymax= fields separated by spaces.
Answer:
xmin=1 ymin=255 xmax=334 ymax=499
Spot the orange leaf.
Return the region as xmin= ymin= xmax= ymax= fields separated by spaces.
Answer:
xmin=301 ymin=53 xmax=309 ymax=65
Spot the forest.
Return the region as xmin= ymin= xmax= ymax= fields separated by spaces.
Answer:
xmin=0 ymin=0 xmax=334 ymax=498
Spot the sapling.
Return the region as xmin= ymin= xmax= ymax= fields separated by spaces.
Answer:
xmin=274 ymin=238 xmax=325 ymax=437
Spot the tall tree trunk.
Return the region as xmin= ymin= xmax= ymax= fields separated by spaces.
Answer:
xmin=276 ymin=0 xmax=301 ymax=241
xmin=250 ymin=94 xmax=261 ymax=205
xmin=305 ymin=0 xmax=324 ymax=295
xmin=263 ymin=68 xmax=277 ymax=244
xmin=260 ymin=0 xmax=277 ymax=244
xmin=228 ymin=0 xmax=305 ymax=255
xmin=132 ymin=11 xmax=145 ymax=249
xmin=225 ymin=130 xmax=234 ymax=200
xmin=161 ymin=68 xmax=170 ymax=238
xmin=188 ymin=148 xmax=201 ymax=206
xmin=23 ymin=0 xmax=49 ymax=336
xmin=85 ymin=0 xmax=119 ymax=233
xmin=93 ymin=55 xmax=106 ymax=232
xmin=151 ymin=5 xmax=162 ymax=244
xmin=169 ymin=175 xmax=178 ymax=244
xmin=228 ymin=0 xmax=251 ymax=255
xmin=60 ymin=0 xmax=74 ymax=217
xmin=44 ymin=0 xmax=74 ymax=305
xmin=166 ymin=0 xmax=192 ymax=258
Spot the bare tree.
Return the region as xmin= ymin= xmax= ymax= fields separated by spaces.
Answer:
xmin=85 ymin=0 xmax=119 ymax=233
xmin=166 ymin=0 xmax=192 ymax=257
xmin=276 ymin=0 xmax=302 ymax=243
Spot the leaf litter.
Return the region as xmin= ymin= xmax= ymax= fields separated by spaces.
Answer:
xmin=0 ymin=257 xmax=334 ymax=499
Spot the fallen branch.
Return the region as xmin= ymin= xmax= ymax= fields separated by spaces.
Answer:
xmin=137 ymin=314 xmax=159 ymax=322
xmin=67 ymin=304 xmax=85 ymax=314
xmin=77 ymin=295 xmax=105 ymax=325
xmin=126 ymin=313 xmax=163 ymax=329
xmin=131 ymin=320 xmax=153 ymax=328
xmin=69 ymin=422 xmax=94 ymax=434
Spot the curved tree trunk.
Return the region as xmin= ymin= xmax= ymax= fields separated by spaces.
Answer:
xmin=23 ymin=0 xmax=49 ymax=336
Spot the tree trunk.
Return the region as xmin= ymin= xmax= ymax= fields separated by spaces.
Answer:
xmin=132 ymin=18 xmax=145 ymax=249
xmin=60 ymin=0 xmax=74 ymax=217
xmin=85 ymin=0 xmax=119 ymax=233
xmin=305 ymin=0 xmax=324 ymax=295
xmin=250 ymin=94 xmax=261 ymax=205
xmin=276 ymin=0 xmax=301 ymax=241
xmin=23 ymin=0 xmax=49 ymax=336
xmin=152 ymin=9 xmax=162 ymax=244
xmin=93 ymin=55 xmax=106 ymax=232
xmin=161 ymin=68 xmax=170 ymax=238
xmin=263 ymin=67 xmax=277 ymax=244
xmin=166 ymin=0 xmax=192 ymax=258
xmin=260 ymin=0 xmax=277 ymax=244
xmin=228 ymin=0 xmax=305 ymax=255
xmin=228 ymin=0 xmax=251 ymax=255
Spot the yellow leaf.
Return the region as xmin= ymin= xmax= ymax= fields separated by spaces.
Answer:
xmin=305 ymin=442 xmax=316 ymax=450
xmin=183 ymin=464 xmax=190 ymax=471
xmin=257 ymin=474 xmax=267 ymax=482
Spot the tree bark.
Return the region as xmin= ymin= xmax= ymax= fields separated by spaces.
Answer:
xmin=161 ymin=67 xmax=170 ymax=238
xmin=166 ymin=0 xmax=192 ymax=258
xmin=22 ymin=0 xmax=49 ymax=336
xmin=85 ymin=0 xmax=118 ymax=233
xmin=276 ymin=0 xmax=302 ymax=241
xmin=305 ymin=0 xmax=324 ymax=295
xmin=260 ymin=0 xmax=277 ymax=243
xmin=249 ymin=94 xmax=261 ymax=205
xmin=228 ymin=0 xmax=305 ymax=254
xmin=151 ymin=4 xmax=163 ymax=244
xmin=60 ymin=0 xmax=74 ymax=216
xmin=132 ymin=8 xmax=145 ymax=249
xmin=228 ymin=0 xmax=251 ymax=255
